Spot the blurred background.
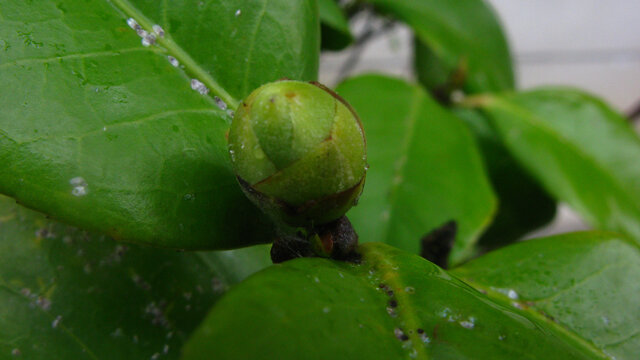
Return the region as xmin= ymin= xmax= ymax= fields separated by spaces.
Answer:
xmin=319 ymin=0 xmax=640 ymax=237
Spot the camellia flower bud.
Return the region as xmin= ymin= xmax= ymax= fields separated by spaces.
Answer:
xmin=228 ymin=80 xmax=367 ymax=227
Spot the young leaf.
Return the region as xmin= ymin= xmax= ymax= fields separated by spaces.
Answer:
xmin=0 ymin=0 xmax=319 ymax=249
xmin=182 ymin=239 xmax=629 ymax=359
xmin=363 ymin=0 xmax=514 ymax=93
xmin=454 ymin=108 xmax=556 ymax=248
xmin=453 ymin=232 xmax=640 ymax=360
xmin=336 ymin=75 xmax=496 ymax=265
xmin=318 ymin=0 xmax=353 ymax=50
xmin=479 ymin=88 xmax=640 ymax=244
xmin=0 ymin=195 xmax=271 ymax=359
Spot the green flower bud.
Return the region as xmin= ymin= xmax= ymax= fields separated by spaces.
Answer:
xmin=228 ymin=80 xmax=367 ymax=227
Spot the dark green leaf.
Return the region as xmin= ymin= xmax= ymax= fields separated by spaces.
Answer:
xmin=479 ymin=88 xmax=640 ymax=243
xmin=454 ymin=108 xmax=556 ymax=248
xmin=453 ymin=232 xmax=640 ymax=359
xmin=0 ymin=0 xmax=319 ymax=248
xmin=183 ymin=241 xmax=616 ymax=360
xmin=336 ymin=75 xmax=496 ymax=265
xmin=364 ymin=0 xmax=514 ymax=93
xmin=0 ymin=195 xmax=272 ymax=359
xmin=318 ymin=0 xmax=353 ymax=50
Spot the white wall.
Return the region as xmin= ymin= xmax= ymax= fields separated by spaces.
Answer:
xmin=320 ymin=0 xmax=640 ymax=113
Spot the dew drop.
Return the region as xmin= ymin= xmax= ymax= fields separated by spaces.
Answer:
xmin=111 ymin=328 xmax=123 ymax=338
xmin=507 ymin=289 xmax=518 ymax=300
xmin=70 ymin=177 xmax=88 ymax=197
xmin=386 ymin=306 xmax=397 ymax=318
xmin=214 ymin=96 xmax=228 ymax=110
xmin=127 ymin=18 xmax=140 ymax=30
xmin=36 ymin=296 xmax=52 ymax=311
xmin=163 ymin=344 xmax=169 ymax=354
xmin=313 ymin=276 xmax=320 ymax=283
xmin=394 ymin=328 xmax=409 ymax=341
xmin=167 ymin=56 xmax=179 ymax=67
xmin=152 ymin=24 xmax=165 ymax=38
xmin=322 ymin=307 xmax=330 ymax=314
xmin=51 ymin=315 xmax=62 ymax=328
xmin=141 ymin=33 xmax=156 ymax=47
xmin=404 ymin=286 xmax=415 ymax=294
xmin=459 ymin=320 xmax=474 ymax=329
xmin=191 ymin=79 xmax=210 ymax=95
xmin=512 ymin=301 xmax=524 ymax=309
xmin=498 ymin=334 xmax=506 ymax=341
xmin=235 ymin=9 xmax=242 ymax=17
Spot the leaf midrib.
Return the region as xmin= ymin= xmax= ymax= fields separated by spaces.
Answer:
xmin=362 ymin=245 xmax=430 ymax=360
xmin=458 ymin=277 xmax=610 ymax=360
xmin=107 ymin=0 xmax=239 ymax=109
xmin=381 ymin=87 xmax=421 ymax=243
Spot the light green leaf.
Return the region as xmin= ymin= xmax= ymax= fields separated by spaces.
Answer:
xmin=479 ymin=88 xmax=640 ymax=243
xmin=336 ymin=74 xmax=496 ymax=265
xmin=0 ymin=0 xmax=319 ymax=248
xmin=364 ymin=0 xmax=514 ymax=93
xmin=183 ymin=239 xmax=627 ymax=359
xmin=0 ymin=195 xmax=271 ymax=359
xmin=453 ymin=232 xmax=640 ymax=359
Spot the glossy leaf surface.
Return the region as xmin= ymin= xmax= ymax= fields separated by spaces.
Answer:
xmin=0 ymin=0 xmax=319 ymax=248
xmin=129 ymin=0 xmax=319 ymax=101
xmin=366 ymin=0 xmax=514 ymax=93
xmin=480 ymin=88 xmax=640 ymax=243
xmin=453 ymin=232 xmax=640 ymax=359
xmin=454 ymin=108 xmax=556 ymax=247
xmin=183 ymin=241 xmax=617 ymax=360
xmin=336 ymin=75 xmax=496 ymax=265
xmin=0 ymin=195 xmax=272 ymax=359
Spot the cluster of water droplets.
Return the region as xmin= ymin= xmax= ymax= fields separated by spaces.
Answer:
xmin=127 ymin=18 xmax=164 ymax=47
xmin=69 ymin=177 xmax=88 ymax=197
xmin=190 ymin=79 xmax=209 ymax=96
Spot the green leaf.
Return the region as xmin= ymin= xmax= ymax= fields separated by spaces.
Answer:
xmin=363 ymin=0 xmax=514 ymax=93
xmin=479 ymin=88 xmax=640 ymax=243
xmin=336 ymin=75 xmax=496 ymax=265
xmin=454 ymin=108 xmax=556 ymax=248
xmin=128 ymin=0 xmax=320 ymax=101
xmin=318 ymin=0 xmax=353 ymax=50
xmin=183 ymin=241 xmax=620 ymax=359
xmin=0 ymin=0 xmax=319 ymax=248
xmin=452 ymin=232 xmax=640 ymax=359
xmin=0 ymin=195 xmax=272 ymax=359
